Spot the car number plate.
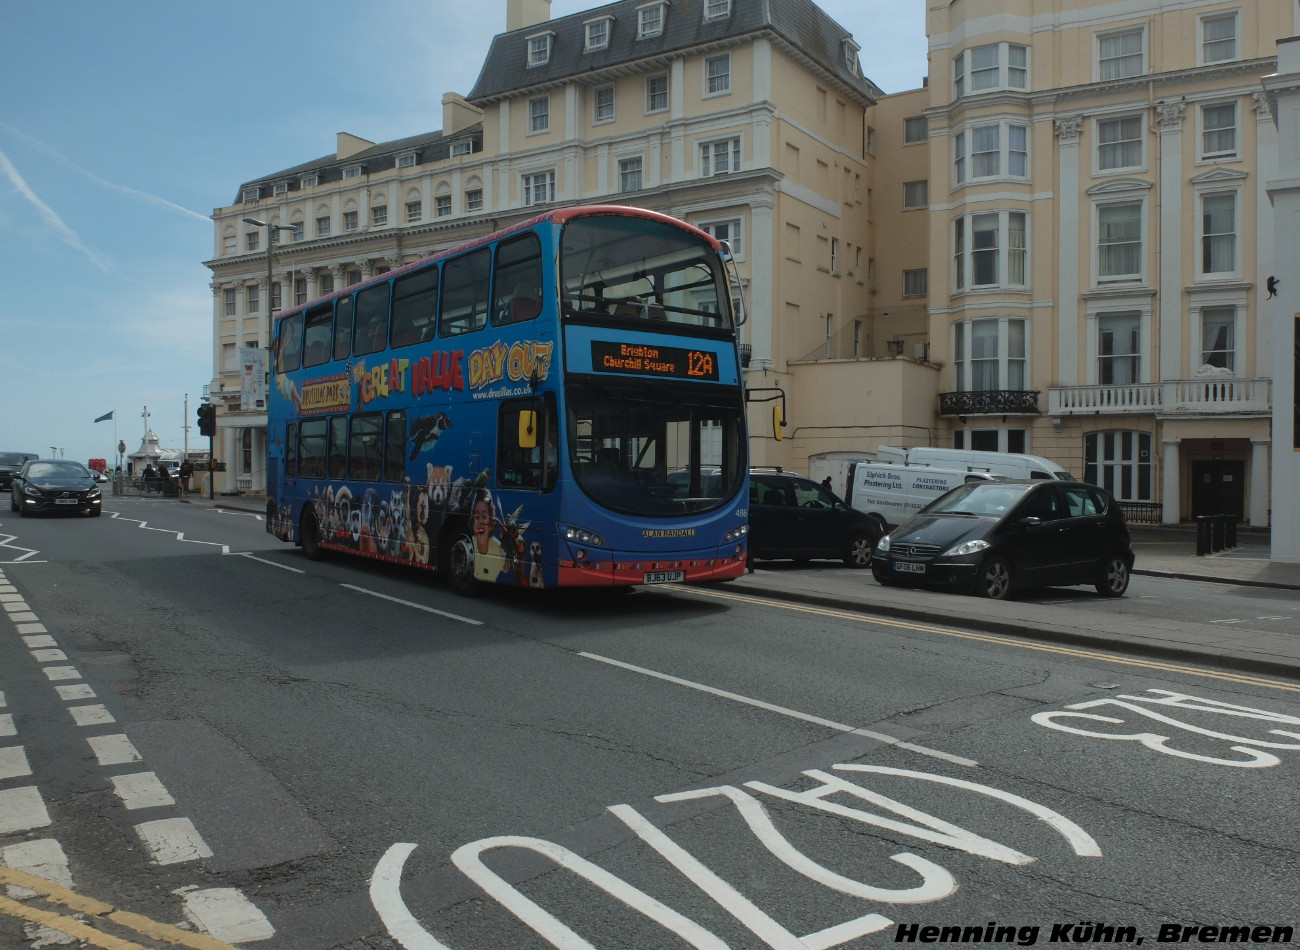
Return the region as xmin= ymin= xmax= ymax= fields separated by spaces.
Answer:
xmin=894 ymin=561 xmax=926 ymax=574
xmin=644 ymin=570 xmax=685 ymax=584
xmin=55 ymin=498 xmax=78 ymax=505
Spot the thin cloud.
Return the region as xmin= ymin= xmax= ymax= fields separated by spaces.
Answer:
xmin=0 ymin=148 xmax=112 ymax=272
xmin=0 ymin=121 xmax=209 ymax=223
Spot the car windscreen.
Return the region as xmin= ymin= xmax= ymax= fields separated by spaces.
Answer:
xmin=1 ymin=453 xmax=35 ymax=465
xmin=27 ymin=462 xmax=90 ymax=479
xmin=923 ymin=481 xmax=1033 ymax=516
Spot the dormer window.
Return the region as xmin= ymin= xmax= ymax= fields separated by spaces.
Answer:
xmin=842 ymin=38 xmax=862 ymax=76
xmin=584 ymin=16 xmax=613 ymax=51
xmin=300 ymin=174 xmax=318 ymax=189
xmin=451 ymin=141 xmax=473 ymax=156
xmin=242 ymin=187 xmax=260 ymax=203
xmin=527 ymin=31 xmax=554 ymax=67
xmin=703 ymin=0 xmax=730 ymax=20
xmin=343 ymin=165 xmax=363 ymax=179
xmin=272 ymin=181 xmax=290 ymax=196
xmin=396 ymin=153 xmax=417 ymax=168
xmin=637 ymin=2 xmax=665 ymax=39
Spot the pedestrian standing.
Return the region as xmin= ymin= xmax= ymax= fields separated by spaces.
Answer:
xmin=178 ymin=458 xmax=193 ymax=495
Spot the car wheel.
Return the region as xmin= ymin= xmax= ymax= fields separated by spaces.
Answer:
xmin=975 ymin=555 xmax=1013 ymax=600
xmin=1095 ymin=553 xmax=1130 ymax=597
xmin=442 ymin=526 xmax=482 ymax=598
xmin=300 ymin=508 xmax=326 ymax=561
xmin=843 ymin=532 xmax=876 ymax=568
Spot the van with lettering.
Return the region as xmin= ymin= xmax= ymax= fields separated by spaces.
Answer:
xmin=844 ymin=461 xmax=1001 ymax=528
xmin=874 ymin=446 xmax=1073 ymax=481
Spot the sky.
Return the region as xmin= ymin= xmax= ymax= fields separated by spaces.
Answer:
xmin=0 ymin=0 xmax=927 ymax=468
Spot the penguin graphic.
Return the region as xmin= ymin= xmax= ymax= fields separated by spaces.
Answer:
xmin=408 ymin=412 xmax=453 ymax=460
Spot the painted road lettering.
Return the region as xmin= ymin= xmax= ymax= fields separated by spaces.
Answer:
xmin=1032 ymin=689 xmax=1300 ymax=768
xmin=371 ymin=763 xmax=1099 ymax=949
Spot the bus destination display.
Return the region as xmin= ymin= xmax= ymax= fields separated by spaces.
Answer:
xmin=591 ymin=341 xmax=719 ymax=381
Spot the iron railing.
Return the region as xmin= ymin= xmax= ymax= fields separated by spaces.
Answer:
xmin=938 ymin=390 xmax=1041 ymax=416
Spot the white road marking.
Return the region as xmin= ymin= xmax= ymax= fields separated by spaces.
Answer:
xmin=41 ymin=666 xmax=81 ymax=681
xmin=107 ymin=511 xmax=231 ymax=552
xmin=452 ymin=836 xmax=730 ymax=950
xmin=236 ymin=551 xmax=304 ymax=573
xmin=371 ymin=843 xmax=456 ymax=950
xmin=0 ymin=713 xmax=14 ymax=737
xmin=1209 ymin=618 xmax=1247 ymax=624
xmin=111 ymin=771 xmax=175 ymax=810
xmin=16 ymin=622 xmax=48 ymax=634
xmin=175 ymin=886 xmax=276 ymax=942
xmin=3 ymin=600 xmax=30 ymax=612
xmin=1 ymin=839 xmax=73 ymax=899
xmin=22 ymin=634 xmax=57 ymax=648
xmin=580 ymin=652 xmax=976 ymax=766
xmin=0 ymin=787 xmax=52 ymax=835
xmin=30 ymin=648 xmax=68 ymax=662
xmin=86 ymin=733 xmax=143 ymax=766
xmin=0 ymin=745 xmax=32 ymax=781
xmin=6 ymin=610 xmax=38 ymax=623
xmin=135 ymin=817 xmax=214 ymax=865
xmin=67 ymin=704 xmax=115 ymax=727
xmin=340 ymin=584 xmax=483 ymax=625
xmin=54 ymin=684 xmax=95 ymax=701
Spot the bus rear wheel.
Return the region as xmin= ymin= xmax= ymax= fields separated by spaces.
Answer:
xmin=443 ymin=527 xmax=482 ymax=598
xmin=300 ymin=509 xmax=326 ymax=561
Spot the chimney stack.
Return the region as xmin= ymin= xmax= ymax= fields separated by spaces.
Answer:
xmin=507 ymin=0 xmax=552 ymax=31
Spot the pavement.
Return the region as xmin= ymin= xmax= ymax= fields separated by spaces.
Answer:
xmin=181 ymin=490 xmax=1300 ymax=683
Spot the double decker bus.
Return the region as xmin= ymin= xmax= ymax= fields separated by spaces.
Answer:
xmin=266 ymin=205 xmax=749 ymax=594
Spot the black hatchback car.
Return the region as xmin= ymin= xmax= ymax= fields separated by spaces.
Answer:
xmin=0 ymin=452 xmax=39 ymax=492
xmin=9 ymin=459 xmax=103 ymax=517
xmin=870 ymin=479 xmax=1133 ymax=599
xmin=748 ymin=470 xmax=883 ymax=568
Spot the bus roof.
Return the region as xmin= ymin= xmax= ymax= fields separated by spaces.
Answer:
xmin=272 ymin=204 xmax=723 ymax=328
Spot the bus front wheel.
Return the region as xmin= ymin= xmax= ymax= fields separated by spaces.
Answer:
xmin=443 ymin=528 xmax=482 ymax=598
xmin=300 ymin=509 xmax=326 ymax=561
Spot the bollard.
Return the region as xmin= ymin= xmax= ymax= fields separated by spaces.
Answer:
xmin=1196 ymin=516 xmax=1210 ymax=556
xmin=1226 ymin=516 xmax=1237 ymax=549
xmin=1211 ymin=514 xmax=1225 ymax=552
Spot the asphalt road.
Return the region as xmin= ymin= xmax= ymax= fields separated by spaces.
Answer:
xmin=2 ymin=498 xmax=1298 ymax=949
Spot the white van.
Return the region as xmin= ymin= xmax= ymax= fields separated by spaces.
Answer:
xmin=844 ymin=461 xmax=1001 ymax=528
xmin=874 ymin=446 xmax=1073 ymax=481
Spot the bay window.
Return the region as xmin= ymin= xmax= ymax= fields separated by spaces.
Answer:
xmin=953 ymin=211 xmax=1027 ymax=290
xmin=953 ymin=317 xmax=1027 ymax=392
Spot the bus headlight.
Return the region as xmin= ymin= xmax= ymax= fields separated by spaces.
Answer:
xmin=561 ymin=524 xmax=604 ymax=546
xmin=723 ymin=523 xmax=748 ymax=543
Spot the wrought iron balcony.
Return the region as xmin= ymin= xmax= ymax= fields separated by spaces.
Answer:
xmin=938 ymin=390 xmax=1041 ymax=416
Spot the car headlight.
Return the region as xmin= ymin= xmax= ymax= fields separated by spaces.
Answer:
xmin=23 ymin=484 xmax=42 ymax=497
xmin=876 ymin=534 xmax=891 ymax=552
xmin=87 ymin=487 xmax=102 ymax=499
xmin=943 ymin=538 xmax=991 ymax=557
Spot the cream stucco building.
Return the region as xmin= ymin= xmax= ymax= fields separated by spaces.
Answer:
xmin=205 ymin=0 xmax=1297 ymax=547
xmin=863 ymin=0 xmax=1297 ymax=530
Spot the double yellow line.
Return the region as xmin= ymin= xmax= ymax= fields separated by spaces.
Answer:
xmin=679 ymin=586 xmax=1300 ymax=693
xmin=0 ymin=867 xmax=238 ymax=950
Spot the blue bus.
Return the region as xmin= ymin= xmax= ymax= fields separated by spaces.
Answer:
xmin=266 ymin=205 xmax=749 ymax=594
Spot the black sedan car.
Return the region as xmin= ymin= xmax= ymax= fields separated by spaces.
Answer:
xmin=0 ymin=451 xmax=39 ymax=492
xmin=749 ymin=470 xmax=883 ymax=568
xmin=870 ymin=479 xmax=1133 ymax=599
xmin=9 ymin=459 xmax=104 ymax=517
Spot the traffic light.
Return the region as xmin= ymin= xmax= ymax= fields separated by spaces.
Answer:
xmin=197 ymin=403 xmax=216 ymax=437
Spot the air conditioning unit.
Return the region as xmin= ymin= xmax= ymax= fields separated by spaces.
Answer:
xmin=914 ymin=343 xmax=930 ymax=361
xmin=886 ymin=340 xmax=904 ymax=356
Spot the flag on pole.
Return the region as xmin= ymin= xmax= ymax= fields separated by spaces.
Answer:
xmin=94 ymin=411 xmax=114 ymax=423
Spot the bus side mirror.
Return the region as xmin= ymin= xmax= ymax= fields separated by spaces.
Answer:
xmin=772 ymin=406 xmax=784 ymax=442
xmin=518 ymin=410 xmax=538 ymax=450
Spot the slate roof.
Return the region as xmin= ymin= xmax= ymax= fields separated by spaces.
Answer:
xmin=467 ymin=0 xmax=881 ymax=105
xmin=231 ymin=126 xmax=483 ymax=206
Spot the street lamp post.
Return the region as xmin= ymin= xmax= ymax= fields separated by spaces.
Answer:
xmin=242 ymin=216 xmax=299 ymax=341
